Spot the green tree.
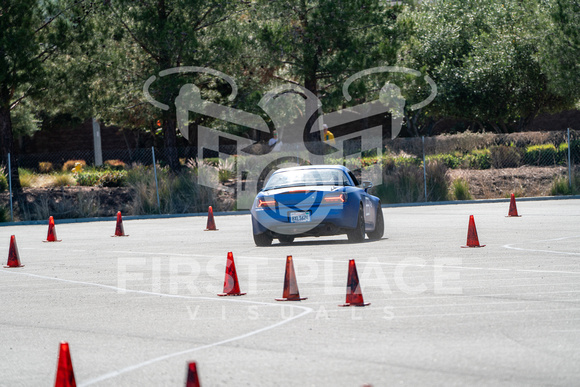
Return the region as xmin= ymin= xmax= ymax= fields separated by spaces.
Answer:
xmin=399 ymin=0 xmax=572 ymax=133
xmin=250 ymin=0 xmax=400 ymax=110
xmin=538 ymin=0 xmax=580 ymax=102
xmin=0 ymin=0 xmax=95 ymax=191
xmin=97 ymin=0 xmax=243 ymax=170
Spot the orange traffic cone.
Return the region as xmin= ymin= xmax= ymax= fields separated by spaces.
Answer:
xmin=112 ymin=211 xmax=129 ymax=237
xmin=218 ymin=252 xmax=246 ymax=296
xmin=4 ymin=235 xmax=24 ymax=268
xmin=339 ymin=259 xmax=370 ymax=307
xmin=204 ymin=206 xmax=218 ymax=231
xmin=506 ymin=193 xmax=521 ymax=217
xmin=54 ymin=342 xmax=76 ymax=387
xmin=276 ymin=255 xmax=307 ymax=301
xmin=461 ymin=215 xmax=485 ymax=248
xmin=44 ymin=216 xmax=62 ymax=242
xmin=185 ymin=362 xmax=201 ymax=387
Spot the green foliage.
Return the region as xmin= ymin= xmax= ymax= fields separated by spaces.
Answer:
xmin=399 ymin=0 xmax=574 ymax=131
xmin=452 ymin=179 xmax=472 ymax=200
xmin=558 ymin=140 xmax=580 ymax=164
xmin=0 ymin=169 xmax=8 ymax=192
xmin=523 ymin=144 xmax=558 ymax=166
xmin=18 ymin=168 xmax=35 ymax=188
xmin=0 ymin=206 xmax=9 ymax=222
xmin=463 ymin=149 xmax=491 ymax=169
xmin=376 ymin=158 xmax=448 ymax=203
xmin=426 ymin=153 xmax=462 ymax=169
xmin=126 ymin=165 xmax=232 ymax=215
xmin=426 ymin=149 xmax=490 ymax=170
xmin=50 ymin=173 xmax=76 ymax=187
xmin=551 ymin=174 xmax=580 ymax=196
xmin=75 ymin=170 xmax=127 ymax=187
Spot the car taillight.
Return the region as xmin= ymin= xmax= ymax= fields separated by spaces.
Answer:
xmin=323 ymin=193 xmax=346 ymax=203
xmin=258 ymin=198 xmax=276 ymax=207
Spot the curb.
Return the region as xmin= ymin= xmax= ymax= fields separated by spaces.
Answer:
xmin=1 ymin=195 xmax=579 ymax=227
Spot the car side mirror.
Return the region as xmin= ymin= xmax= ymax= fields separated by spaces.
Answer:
xmin=362 ymin=181 xmax=373 ymax=190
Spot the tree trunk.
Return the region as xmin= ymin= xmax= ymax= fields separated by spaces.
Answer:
xmin=162 ymin=111 xmax=180 ymax=171
xmin=0 ymin=101 xmax=21 ymax=192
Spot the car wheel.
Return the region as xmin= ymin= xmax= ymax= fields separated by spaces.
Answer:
xmin=278 ymin=235 xmax=295 ymax=244
xmin=253 ymin=232 xmax=273 ymax=247
xmin=367 ymin=207 xmax=384 ymax=241
xmin=347 ymin=204 xmax=366 ymax=243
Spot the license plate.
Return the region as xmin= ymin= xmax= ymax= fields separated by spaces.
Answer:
xmin=290 ymin=211 xmax=311 ymax=223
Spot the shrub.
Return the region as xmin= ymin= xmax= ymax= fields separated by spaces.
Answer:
xmin=75 ymin=171 xmax=101 ymax=186
xmin=551 ymin=174 xmax=580 ymax=196
xmin=75 ymin=170 xmax=127 ymax=187
xmin=425 ymin=160 xmax=449 ymax=201
xmin=0 ymin=169 xmax=8 ymax=192
xmin=63 ymin=159 xmax=86 ymax=172
xmin=99 ymin=171 xmax=127 ymax=187
xmin=452 ymin=179 xmax=472 ymax=200
xmin=426 ymin=153 xmax=462 ymax=169
xmin=19 ymin=168 xmax=35 ymax=188
xmin=378 ymin=163 xmax=423 ymax=203
xmin=462 ymin=149 xmax=491 ymax=169
xmin=0 ymin=206 xmax=8 ymax=222
xmin=523 ymin=144 xmax=558 ymax=166
xmin=490 ymin=145 xmax=521 ymax=168
xmin=50 ymin=173 xmax=76 ymax=187
xmin=104 ymin=159 xmax=127 ymax=170
xmin=126 ymin=166 xmax=233 ymax=215
xmin=38 ymin=162 xmax=54 ymax=173
xmin=558 ymin=140 xmax=580 ymax=164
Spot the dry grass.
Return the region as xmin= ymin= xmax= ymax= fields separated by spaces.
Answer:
xmin=447 ymin=166 xmax=567 ymax=199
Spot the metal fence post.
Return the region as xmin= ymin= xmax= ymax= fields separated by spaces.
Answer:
xmin=151 ymin=147 xmax=161 ymax=212
xmin=8 ymin=152 xmax=13 ymax=221
xmin=568 ymin=128 xmax=572 ymax=189
xmin=422 ymin=136 xmax=427 ymax=201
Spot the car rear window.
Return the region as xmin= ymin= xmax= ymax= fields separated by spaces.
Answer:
xmin=265 ymin=169 xmax=351 ymax=190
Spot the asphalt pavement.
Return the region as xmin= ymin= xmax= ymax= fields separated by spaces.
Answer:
xmin=0 ymin=198 xmax=579 ymax=386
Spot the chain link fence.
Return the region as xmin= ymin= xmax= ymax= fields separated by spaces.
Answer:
xmin=1 ymin=129 xmax=578 ymax=221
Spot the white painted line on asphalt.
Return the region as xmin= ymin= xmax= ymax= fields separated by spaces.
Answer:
xmin=19 ymin=245 xmax=580 ymax=275
xmin=0 ymin=269 xmax=313 ymax=386
xmin=503 ymin=235 xmax=580 ymax=256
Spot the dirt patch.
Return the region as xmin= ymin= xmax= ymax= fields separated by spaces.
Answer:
xmin=447 ymin=166 xmax=566 ymax=199
xmin=0 ymin=187 xmax=135 ymax=221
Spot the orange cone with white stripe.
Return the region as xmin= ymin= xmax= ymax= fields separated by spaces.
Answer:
xmin=461 ymin=215 xmax=485 ymax=248
xmin=204 ymin=206 xmax=218 ymax=231
xmin=45 ymin=216 xmax=61 ymax=242
xmin=112 ymin=211 xmax=129 ymax=236
xmin=276 ymin=255 xmax=307 ymax=301
xmin=4 ymin=235 xmax=24 ymax=268
xmin=218 ymin=252 xmax=246 ymax=296
xmin=339 ymin=259 xmax=370 ymax=307
xmin=506 ymin=193 xmax=521 ymax=217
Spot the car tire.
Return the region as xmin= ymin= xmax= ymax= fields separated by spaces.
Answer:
xmin=347 ymin=205 xmax=366 ymax=243
xmin=278 ymin=235 xmax=295 ymax=244
xmin=253 ymin=232 xmax=273 ymax=247
xmin=367 ymin=207 xmax=384 ymax=241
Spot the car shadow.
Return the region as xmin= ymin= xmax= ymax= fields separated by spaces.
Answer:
xmin=268 ymin=237 xmax=388 ymax=247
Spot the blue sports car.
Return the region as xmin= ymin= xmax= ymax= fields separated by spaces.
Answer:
xmin=250 ymin=165 xmax=384 ymax=246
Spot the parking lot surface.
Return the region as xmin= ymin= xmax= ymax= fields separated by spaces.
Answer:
xmin=1 ymin=199 xmax=579 ymax=386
